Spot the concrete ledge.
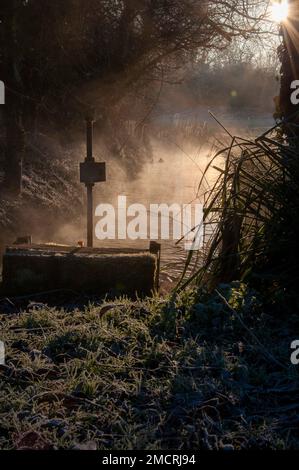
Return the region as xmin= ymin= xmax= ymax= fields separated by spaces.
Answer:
xmin=2 ymin=244 xmax=160 ymax=298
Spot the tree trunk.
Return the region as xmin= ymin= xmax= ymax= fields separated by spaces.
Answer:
xmin=279 ymin=0 xmax=299 ymax=139
xmin=2 ymin=0 xmax=24 ymax=195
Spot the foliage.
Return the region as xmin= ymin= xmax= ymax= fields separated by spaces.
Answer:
xmin=185 ymin=62 xmax=278 ymax=111
xmin=179 ymin=121 xmax=299 ymax=299
xmin=0 ymin=1 xmax=269 ymax=191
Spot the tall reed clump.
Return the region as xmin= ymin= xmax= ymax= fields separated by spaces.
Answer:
xmin=179 ymin=122 xmax=299 ymax=295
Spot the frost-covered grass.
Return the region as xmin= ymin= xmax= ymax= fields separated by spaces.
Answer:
xmin=0 ymin=284 xmax=298 ymax=450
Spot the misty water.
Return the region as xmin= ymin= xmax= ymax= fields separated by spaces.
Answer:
xmin=0 ymin=108 xmax=274 ymax=292
xmin=54 ymin=142 xmax=208 ymax=291
xmin=52 ymin=108 xmax=273 ymax=290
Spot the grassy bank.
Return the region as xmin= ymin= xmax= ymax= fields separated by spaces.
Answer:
xmin=1 ymin=284 xmax=298 ymax=450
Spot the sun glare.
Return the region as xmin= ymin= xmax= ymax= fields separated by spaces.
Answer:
xmin=270 ymin=0 xmax=289 ymax=23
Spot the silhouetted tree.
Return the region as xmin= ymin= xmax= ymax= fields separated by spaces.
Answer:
xmin=0 ymin=1 xmax=267 ymax=193
xmin=279 ymin=0 xmax=299 ymax=139
xmin=1 ymin=0 xmax=25 ymax=194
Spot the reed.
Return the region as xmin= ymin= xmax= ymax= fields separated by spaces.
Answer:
xmin=179 ymin=120 xmax=299 ymax=292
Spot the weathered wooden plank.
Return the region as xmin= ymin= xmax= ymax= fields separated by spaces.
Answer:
xmin=2 ymin=243 xmax=160 ymax=298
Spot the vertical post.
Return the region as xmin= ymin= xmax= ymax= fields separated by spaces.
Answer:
xmin=87 ymin=183 xmax=93 ymax=247
xmin=86 ymin=118 xmax=94 ymax=161
xmin=80 ymin=113 xmax=106 ymax=248
xmin=86 ymin=117 xmax=94 ymax=247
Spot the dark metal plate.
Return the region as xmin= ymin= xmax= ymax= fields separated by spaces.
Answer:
xmin=80 ymin=161 xmax=106 ymax=184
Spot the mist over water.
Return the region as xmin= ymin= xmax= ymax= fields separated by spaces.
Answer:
xmin=1 ymin=106 xmax=275 ymax=290
xmin=54 ymin=136 xmax=219 ymax=290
